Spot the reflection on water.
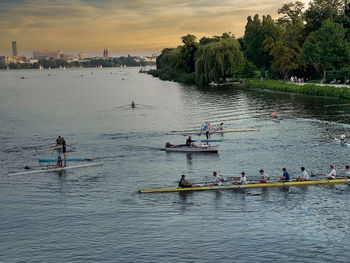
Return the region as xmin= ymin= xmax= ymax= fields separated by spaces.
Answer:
xmin=1 ymin=68 xmax=350 ymax=262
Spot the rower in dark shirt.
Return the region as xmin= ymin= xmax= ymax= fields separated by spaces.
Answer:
xmin=178 ymin=175 xmax=193 ymax=188
xmin=186 ymin=136 xmax=193 ymax=146
xmin=61 ymin=137 xmax=67 ymax=159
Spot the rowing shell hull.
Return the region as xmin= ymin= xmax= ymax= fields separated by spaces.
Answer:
xmin=39 ymin=158 xmax=92 ymax=162
xmin=167 ymin=128 xmax=259 ymax=135
xmin=139 ymin=179 xmax=349 ymax=193
xmin=9 ymin=163 xmax=103 ymax=176
xmin=165 ymin=145 xmax=218 ymax=152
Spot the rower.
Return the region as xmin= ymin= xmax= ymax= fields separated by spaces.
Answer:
xmin=296 ymin=167 xmax=309 ymax=181
xmin=344 ymin=165 xmax=350 ymax=179
xmin=212 ymin=171 xmax=224 ymax=186
xmin=340 ymin=133 xmax=346 ymax=142
xmin=178 ymin=175 xmax=193 ymax=188
xmin=55 ymin=136 xmax=62 ymax=147
xmin=219 ymin=122 xmax=224 ymax=130
xmin=131 ymin=101 xmax=135 ymax=108
xmin=61 ymin=137 xmax=67 ymax=159
xmin=279 ymin=168 xmax=290 ymax=182
xmin=186 ymin=136 xmax=193 ymax=146
xmin=233 ymin=172 xmax=247 ymax=185
xmin=53 ymin=156 xmax=63 ymax=168
xmin=324 ymin=165 xmax=336 ymax=180
xmin=259 ymin=169 xmax=270 ymax=183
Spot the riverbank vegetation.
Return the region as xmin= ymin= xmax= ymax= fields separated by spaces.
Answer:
xmin=150 ymin=0 xmax=350 ymax=86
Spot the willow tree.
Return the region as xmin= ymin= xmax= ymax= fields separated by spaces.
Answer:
xmin=195 ymin=37 xmax=244 ymax=85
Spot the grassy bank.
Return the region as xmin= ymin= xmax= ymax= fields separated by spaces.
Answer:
xmin=244 ymin=80 xmax=350 ymax=99
xmin=148 ymin=69 xmax=195 ymax=84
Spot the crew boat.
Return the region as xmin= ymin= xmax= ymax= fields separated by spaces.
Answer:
xmin=165 ymin=142 xmax=219 ymax=153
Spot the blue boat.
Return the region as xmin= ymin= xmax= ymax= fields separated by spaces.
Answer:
xmin=38 ymin=158 xmax=92 ymax=162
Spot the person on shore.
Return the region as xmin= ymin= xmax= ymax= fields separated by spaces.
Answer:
xmin=296 ymin=167 xmax=309 ymax=181
xmin=212 ymin=171 xmax=224 ymax=186
xmin=61 ymin=137 xmax=67 ymax=159
xmin=259 ymin=169 xmax=270 ymax=183
xmin=344 ymin=165 xmax=350 ymax=179
xmin=233 ymin=172 xmax=247 ymax=185
xmin=53 ymin=156 xmax=63 ymax=168
xmin=178 ymin=175 xmax=193 ymax=188
xmin=324 ymin=165 xmax=336 ymax=180
xmin=340 ymin=133 xmax=346 ymax=143
xmin=186 ymin=136 xmax=193 ymax=146
xmin=279 ymin=168 xmax=290 ymax=182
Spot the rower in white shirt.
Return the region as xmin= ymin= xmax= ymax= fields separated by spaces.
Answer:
xmin=233 ymin=172 xmax=247 ymax=185
xmin=344 ymin=165 xmax=350 ymax=179
xmin=259 ymin=169 xmax=270 ymax=183
xmin=340 ymin=133 xmax=346 ymax=142
xmin=296 ymin=167 xmax=309 ymax=181
xmin=212 ymin=171 xmax=224 ymax=186
xmin=324 ymin=165 xmax=336 ymax=180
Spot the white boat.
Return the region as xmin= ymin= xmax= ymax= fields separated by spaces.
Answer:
xmin=8 ymin=162 xmax=102 ymax=176
xmin=167 ymin=128 xmax=259 ymax=135
xmin=165 ymin=143 xmax=218 ymax=152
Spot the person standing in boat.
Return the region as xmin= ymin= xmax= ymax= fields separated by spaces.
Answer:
xmin=178 ymin=175 xmax=193 ymax=188
xmin=186 ymin=136 xmax=193 ymax=146
xmin=53 ymin=156 xmax=63 ymax=168
xmin=296 ymin=167 xmax=309 ymax=181
xmin=61 ymin=137 xmax=67 ymax=159
xmin=202 ymin=122 xmax=210 ymax=140
xmin=324 ymin=165 xmax=336 ymax=180
xmin=259 ymin=169 xmax=270 ymax=183
xmin=279 ymin=168 xmax=290 ymax=182
xmin=55 ymin=136 xmax=62 ymax=148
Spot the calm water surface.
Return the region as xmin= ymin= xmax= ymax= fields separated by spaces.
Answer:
xmin=1 ymin=68 xmax=350 ymax=262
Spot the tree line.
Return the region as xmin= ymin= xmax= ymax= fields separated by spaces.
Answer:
xmin=151 ymin=0 xmax=350 ymax=85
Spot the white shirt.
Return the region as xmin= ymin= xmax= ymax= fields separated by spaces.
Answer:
xmin=215 ymin=175 xmax=223 ymax=185
xmin=326 ymin=169 xmax=336 ymax=179
xmin=345 ymin=169 xmax=350 ymax=177
xmin=260 ymin=173 xmax=270 ymax=181
xmin=240 ymin=176 xmax=247 ymax=184
xmin=300 ymin=171 xmax=309 ymax=180
xmin=341 ymin=134 xmax=346 ymax=140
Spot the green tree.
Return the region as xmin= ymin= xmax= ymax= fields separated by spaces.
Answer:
xmin=180 ymin=34 xmax=198 ymax=73
xmin=195 ymin=37 xmax=244 ymax=85
xmin=302 ymin=19 xmax=350 ymax=79
xmin=238 ymin=60 xmax=256 ymax=78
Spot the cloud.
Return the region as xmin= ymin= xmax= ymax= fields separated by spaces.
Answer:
xmin=0 ymin=0 xmax=310 ymax=55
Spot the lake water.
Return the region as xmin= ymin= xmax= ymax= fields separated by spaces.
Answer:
xmin=1 ymin=68 xmax=350 ymax=262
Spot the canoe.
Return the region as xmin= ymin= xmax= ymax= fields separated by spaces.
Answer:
xmin=8 ymin=162 xmax=103 ymax=176
xmin=167 ymin=128 xmax=259 ymax=135
xmin=38 ymin=158 xmax=93 ymax=162
xmin=139 ymin=179 xmax=349 ymax=193
xmin=165 ymin=143 xmax=218 ymax=152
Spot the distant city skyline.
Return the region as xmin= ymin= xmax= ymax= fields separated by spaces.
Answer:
xmin=0 ymin=0 xmax=309 ymax=56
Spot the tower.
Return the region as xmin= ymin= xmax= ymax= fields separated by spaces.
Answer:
xmin=103 ymin=48 xmax=109 ymax=58
xmin=12 ymin=41 xmax=17 ymax=56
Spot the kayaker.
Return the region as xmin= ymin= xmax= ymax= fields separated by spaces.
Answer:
xmin=259 ymin=169 xmax=270 ymax=183
xmin=61 ymin=137 xmax=67 ymax=159
xmin=178 ymin=175 xmax=193 ymax=188
xmin=233 ymin=172 xmax=247 ymax=185
xmin=53 ymin=156 xmax=63 ymax=168
xmin=344 ymin=165 xmax=350 ymax=178
xmin=212 ymin=171 xmax=224 ymax=186
xmin=279 ymin=168 xmax=290 ymax=182
xmin=186 ymin=136 xmax=193 ymax=146
xmin=324 ymin=165 xmax=336 ymax=180
xmin=340 ymin=133 xmax=346 ymax=142
xmin=296 ymin=167 xmax=309 ymax=181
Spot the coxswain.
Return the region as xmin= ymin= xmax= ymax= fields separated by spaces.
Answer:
xmin=296 ymin=167 xmax=309 ymax=181
xmin=259 ymin=169 xmax=270 ymax=183
xmin=178 ymin=175 xmax=193 ymax=188
xmin=53 ymin=156 xmax=63 ymax=168
xmin=324 ymin=165 xmax=336 ymax=180
xmin=279 ymin=168 xmax=290 ymax=182
xmin=186 ymin=136 xmax=193 ymax=146
xmin=131 ymin=101 xmax=135 ymax=108
xmin=233 ymin=172 xmax=247 ymax=185
xmin=212 ymin=171 xmax=224 ymax=186
xmin=61 ymin=137 xmax=67 ymax=159
xmin=340 ymin=133 xmax=346 ymax=142
xmin=344 ymin=165 xmax=350 ymax=179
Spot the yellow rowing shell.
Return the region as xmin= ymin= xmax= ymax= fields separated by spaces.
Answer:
xmin=139 ymin=179 xmax=349 ymax=193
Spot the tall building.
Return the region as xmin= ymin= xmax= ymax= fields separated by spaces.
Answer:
xmin=103 ymin=48 xmax=109 ymax=58
xmin=12 ymin=41 xmax=17 ymax=56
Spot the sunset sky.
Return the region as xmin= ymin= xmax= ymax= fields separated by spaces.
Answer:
xmin=0 ymin=0 xmax=309 ymax=57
